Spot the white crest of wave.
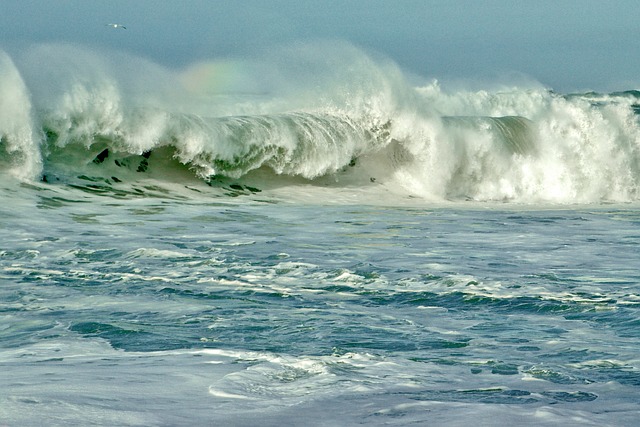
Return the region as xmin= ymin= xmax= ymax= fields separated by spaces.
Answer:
xmin=16 ymin=43 xmax=179 ymax=156
xmin=13 ymin=42 xmax=408 ymax=181
xmin=2 ymin=41 xmax=640 ymax=203
xmin=382 ymin=82 xmax=640 ymax=203
xmin=0 ymin=50 xmax=42 ymax=180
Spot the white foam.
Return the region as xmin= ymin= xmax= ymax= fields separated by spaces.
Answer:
xmin=4 ymin=42 xmax=640 ymax=206
xmin=0 ymin=50 xmax=42 ymax=180
xmin=124 ymin=247 xmax=192 ymax=259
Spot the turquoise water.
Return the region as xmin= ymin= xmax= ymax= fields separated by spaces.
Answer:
xmin=2 ymin=182 xmax=640 ymax=425
xmin=2 ymin=42 xmax=640 ymax=425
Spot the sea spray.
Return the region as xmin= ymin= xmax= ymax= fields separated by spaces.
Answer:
xmin=0 ymin=50 xmax=42 ymax=180
xmin=408 ymin=83 xmax=640 ymax=201
xmin=2 ymin=42 xmax=640 ymax=203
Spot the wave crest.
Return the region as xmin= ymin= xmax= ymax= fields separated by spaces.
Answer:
xmin=2 ymin=42 xmax=640 ymax=203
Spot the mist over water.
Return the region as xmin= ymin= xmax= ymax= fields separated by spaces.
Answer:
xmin=1 ymin=41 xmax=640 ymax=203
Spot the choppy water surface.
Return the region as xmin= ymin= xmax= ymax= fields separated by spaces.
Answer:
xmin=3 ymin=40 xmax=640 ymax=425
xmin=2 ymin=184 xmax=639 ymax=426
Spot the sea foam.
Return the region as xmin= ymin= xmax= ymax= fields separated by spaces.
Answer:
xmin=2 ymin=42 xmax=640 ymax=203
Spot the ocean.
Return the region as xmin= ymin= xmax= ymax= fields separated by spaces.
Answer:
xmin=2 ymin=43 xmax=640 ymax=426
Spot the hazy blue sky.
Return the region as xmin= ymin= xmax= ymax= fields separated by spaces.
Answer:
xmin=2 ymin=0 xmax=639 ymax=92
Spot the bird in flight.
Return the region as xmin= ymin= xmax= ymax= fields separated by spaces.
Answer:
xmin=105 ymin=23 xmax=127 ymax=30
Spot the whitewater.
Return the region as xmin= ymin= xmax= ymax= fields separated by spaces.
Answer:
xmin=2 ymin=42 xmax=640 ymax=426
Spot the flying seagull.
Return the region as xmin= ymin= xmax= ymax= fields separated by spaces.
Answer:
xmin=105 ymin=23 xmax=127 ymax=29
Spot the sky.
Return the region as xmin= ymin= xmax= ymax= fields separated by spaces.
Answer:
xmin=2 ymin=0 xmax=640 ymax=92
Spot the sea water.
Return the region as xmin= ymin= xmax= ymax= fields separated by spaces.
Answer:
xmin=1 ymin=42 xmax=640 ymax=426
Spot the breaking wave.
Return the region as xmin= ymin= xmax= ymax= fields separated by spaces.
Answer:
xmin=1 ymin=42 xmax=640 ymax=203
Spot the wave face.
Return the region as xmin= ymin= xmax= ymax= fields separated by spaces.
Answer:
xmin=2 ymin=42 xmax=640 ymax=203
